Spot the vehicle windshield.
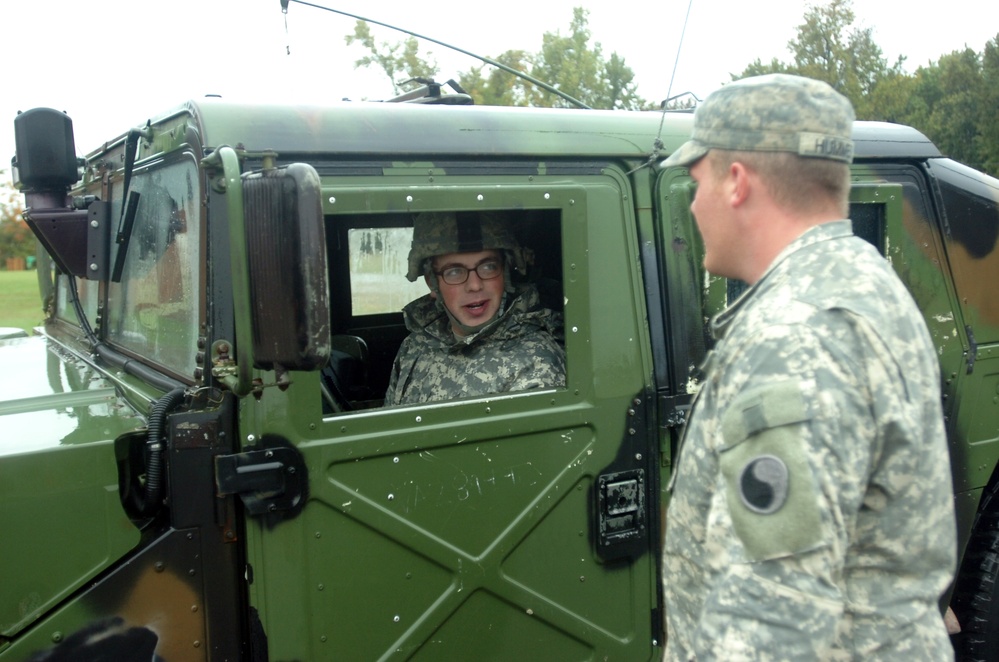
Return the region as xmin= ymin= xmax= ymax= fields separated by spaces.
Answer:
xmin=104 ymin=157 xmax=202 ymax=377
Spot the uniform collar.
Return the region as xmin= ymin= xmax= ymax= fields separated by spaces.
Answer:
xmin=711 ymin=219 xmax=853 ymax=338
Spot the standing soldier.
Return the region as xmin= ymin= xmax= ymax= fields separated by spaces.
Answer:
xmin=661 ymin=74 xmax=957 ymax=659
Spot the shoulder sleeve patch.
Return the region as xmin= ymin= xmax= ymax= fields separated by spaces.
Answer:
xmin=719 ymin=380 xmax=824 ymax=561
xmin=738 ymin=455 xmax=789 ymax=514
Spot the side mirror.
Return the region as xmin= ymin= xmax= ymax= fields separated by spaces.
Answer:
xmin=242 ymin=163 xmax=330 ymax=373
xmin=13 ymin=107 xmax=78 ymax=192
xmin=13 ymin=108 xmax=109 ymax=280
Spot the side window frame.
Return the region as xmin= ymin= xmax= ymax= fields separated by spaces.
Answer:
xmin=320 ymin=200 xmax=569 ymax=416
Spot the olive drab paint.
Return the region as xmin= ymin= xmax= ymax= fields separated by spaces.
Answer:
xmin=3 ymin=96 xmax=999 ymax=660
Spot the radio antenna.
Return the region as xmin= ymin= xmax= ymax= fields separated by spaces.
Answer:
xmin=630 ymin=0 xmax=695 ymax=173
xmin=661 ymin=0 xmax=695 ymax=119
xmin=282 ymin=0 xmax=592 ymax=110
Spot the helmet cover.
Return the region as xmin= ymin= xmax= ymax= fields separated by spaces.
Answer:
xmin=406 ymin=211 xmax=529 ymax=281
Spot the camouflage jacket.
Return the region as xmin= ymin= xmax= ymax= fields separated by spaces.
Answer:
xmin=663 ymin=221 xmax=957 ymax=660
xmin=384 ymin=284 xmax=566 ymax=406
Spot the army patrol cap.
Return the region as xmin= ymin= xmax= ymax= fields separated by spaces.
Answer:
xmin=662 ymin=73 xmax=855 ymax=168
xmin=406 ymin=211 xmax=528 ymax=282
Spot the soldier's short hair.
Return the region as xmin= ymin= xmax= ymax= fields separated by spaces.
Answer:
xmin=708 ymin=149 xmax=851 ymax=217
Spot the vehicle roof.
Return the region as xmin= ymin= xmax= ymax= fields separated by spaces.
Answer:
xmin=96 ymin=98 xmax=942 ymax=163
xmin=851 ymin=121 xmax=941 ymax=159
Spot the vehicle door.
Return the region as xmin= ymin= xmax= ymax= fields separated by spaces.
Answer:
xmin=239 ymin=162 xmax=664 ymax=660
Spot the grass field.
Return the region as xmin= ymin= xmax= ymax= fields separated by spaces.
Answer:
xmin=0 ymin=270 xmax=45 ymax=335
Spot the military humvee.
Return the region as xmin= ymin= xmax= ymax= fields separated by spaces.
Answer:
xmin=3 ymin=93 xmax=998 ymax=660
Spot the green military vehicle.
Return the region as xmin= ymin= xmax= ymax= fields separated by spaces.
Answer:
xmin=3 ymin=91 xmax=998 ymax=660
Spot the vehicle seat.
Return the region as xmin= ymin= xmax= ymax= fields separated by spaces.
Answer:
xmin=320 ymin=335 xmax=372 ymax=413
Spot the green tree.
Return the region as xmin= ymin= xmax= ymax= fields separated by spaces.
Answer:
xmin=920 ymin=48 xmax=982 ymax=169
xmin=738 ymin=57 xmax=792 ymax=79
xmin=344 ymin=7 xmax=645 ymax=110
xmin=527 ymin=7 xmax=601 ymax=108
xmin=600 ymin=52 xmax=644 ymax=111
xmin=863 ymin=69 xmax=922 ymax=125
xmin=733 ymin=0 xmax=904 ymax=117
xmin=977 ymin=35 xmax=999 ymax=175
xmin=460 ymin=50 xmax=534 ymax=106
xmin=0 ymin=173 xmax=31 ymax=268
xmin=733 ymin=2 xmax=999 ymax=177
xmin=791 ymin=0 xmax=904 ymax=115
xmin=526 ymin=8 xmax=644 ymax=109
xmin=871 ymin=39 xmax=999 ymax=176
xmin=345 ymin=21 xmax=440 ymax=97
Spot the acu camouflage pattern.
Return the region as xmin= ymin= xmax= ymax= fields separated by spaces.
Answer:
xmin=406 ymin=211 xmax=530 ymax=282
xmin=663 ymin=74 xmax=855 ymax=169
xmin=663 ymin=221 xmax=957 ymax=660
xmin=384 ymin=284 xmax=565 ymax=406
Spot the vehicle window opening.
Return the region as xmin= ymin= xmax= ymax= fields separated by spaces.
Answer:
xmin=322 ymin=208 xmax=564 ymax=415
xmin=850 ymin=201 xmax=886 ymax=255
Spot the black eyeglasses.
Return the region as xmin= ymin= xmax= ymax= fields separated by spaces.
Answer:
xmin=434 ymin=259 xmax=503 ymax=285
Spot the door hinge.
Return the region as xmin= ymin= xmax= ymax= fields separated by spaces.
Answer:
xmin=966 ymin=324 xmax=978 ymax=374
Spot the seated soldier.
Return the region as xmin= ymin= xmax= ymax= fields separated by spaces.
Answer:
xmin=384 ymin=211 xmax=566 ymax=406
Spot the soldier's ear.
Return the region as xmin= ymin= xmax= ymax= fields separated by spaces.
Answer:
xmin=424 ymin=274 xmax=437 ymax=298
xmin=729 ymin=161 xmax=751 ymax=207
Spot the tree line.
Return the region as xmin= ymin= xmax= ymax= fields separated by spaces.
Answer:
xmin=0 ymin=178 xmax=29 ymax=268
xmin=737 ymin=0 xmax=999 ymax=177
xmin=346 ymin=0 xmax=999 ymax=177
xmin=346 ymin=7 xmax=644 ymax=111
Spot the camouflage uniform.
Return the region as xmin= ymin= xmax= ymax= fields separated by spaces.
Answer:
xmin=384 ymin=283 xmax=565 ymax=405
xmin=385 ymin=211 xmax=565 ymax=406
xmin=661 ymin=75 xmax=957 ymax=660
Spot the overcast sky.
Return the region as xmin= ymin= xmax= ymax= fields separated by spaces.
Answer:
xmin=4 ymin=0 xmax=998 ymax=171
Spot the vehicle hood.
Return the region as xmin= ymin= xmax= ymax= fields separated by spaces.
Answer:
xmin=0 ymin=335 xmax=145 ymax=458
